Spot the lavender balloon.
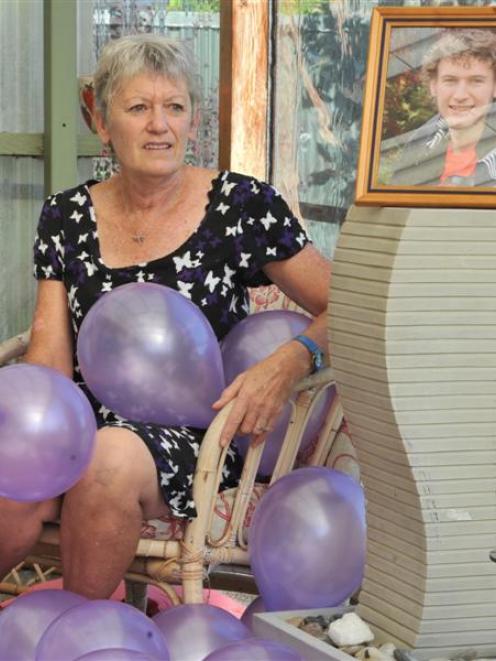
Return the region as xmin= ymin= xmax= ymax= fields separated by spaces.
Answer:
xmin=240 ymin=596 xmax=266 ymax=631
xmin=221 ymin=310 xmax=334 ymax=474
xmin=77 ymin=283 xmax=224 ymax=427
xmin=0 ymin=589 xmax=86 ymax=660
xmin=204 ymin=638 xmax=304 ymax=660
xmin=249 ymin=467 xmax=366 ymax=610
xmin=152 ymin=604 xmax=250 ymax=661
xmin=221 ymin=310 xmax=312 ymax=381
xmin=0 ymin=364 xmax=96 ymax=501
xmin=75 ymin=650 xmax=161 ymax=660
xmin=35 ymin=600 xmax=170 ymax=661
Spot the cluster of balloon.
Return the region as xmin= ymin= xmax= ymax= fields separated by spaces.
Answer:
xmin=0 ymin=364 xmax=96 ymax=502
xmin=0 ymin=589 xmax=303 ymax=661
xmin=249 ymin=466 xmax=366 ymax=611
xmin=0 ymin=589 xmax=86 ymax=660
xmin=35 ymin=600 xmax=169 ymax=660
xmin=77 ymin=283 xmax=225 ymax=428
xmin=204 ymin=638 xmax=304 ymax=660
xmin=221 ymin=310 xmax=335 ymax=475
xmin=152 ymin=604 xmax=250 ymax=660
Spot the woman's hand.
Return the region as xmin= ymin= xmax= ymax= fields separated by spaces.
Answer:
xmin=213 ymin=244 xmax=331 ymax=449
xmin=212 ymin=341 xmax=313 ymax=448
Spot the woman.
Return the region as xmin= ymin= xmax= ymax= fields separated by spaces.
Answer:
xmin=0 ymin=35 xmax=330 ymax=599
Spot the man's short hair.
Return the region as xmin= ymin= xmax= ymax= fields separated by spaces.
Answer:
xmin=422 ymin=28 xmax=496 ymax=83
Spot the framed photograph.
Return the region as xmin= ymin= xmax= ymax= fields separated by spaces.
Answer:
xmin=355 ymin=7 xmax=496 ymax=208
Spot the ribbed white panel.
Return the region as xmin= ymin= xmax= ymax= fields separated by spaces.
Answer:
xmin=329 ymin=205 xmax=496 ymax=658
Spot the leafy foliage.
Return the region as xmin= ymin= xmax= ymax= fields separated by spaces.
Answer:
xmin=297 ymin=1 xmax=378 ymax=209
xmin=381 ymin=69 xmax=435 ymax=140
xmin=168 ymin=0 xmax=220 ymax=11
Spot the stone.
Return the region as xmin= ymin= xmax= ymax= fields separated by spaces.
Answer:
xmin=300 ymin=621 xmax=328 ymax=640
xmin=287 ymin=616 xmax=303 ymax=628
xmin=393 ymin=650 xmax=419 ymax=661
xmin=327 ymin=612 xmax=374 ymax=647
xmin=302 ymin=615 xmax=329 ymax=629
xmin=341 ymin=645 xmax=365 ymax=656
xmin=379 ymin=643 xmax=396 ymax=659
xmin=379 ymin=643 xmax=397 ymax=659
xmin=355 ymin=646 xmax=393 ymax=660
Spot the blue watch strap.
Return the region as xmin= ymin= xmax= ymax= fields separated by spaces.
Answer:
xmin=293 ymin=334 xmax=325 ymax=373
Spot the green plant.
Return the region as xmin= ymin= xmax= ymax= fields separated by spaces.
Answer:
xmin=381 ymin=68 xmax=435 ymax=140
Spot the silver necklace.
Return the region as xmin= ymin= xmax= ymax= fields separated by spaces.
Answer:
xmin=117 ymin=171 xmax=186 ymax=245
xmin=130 ymin=232 xmax=145 ymax=244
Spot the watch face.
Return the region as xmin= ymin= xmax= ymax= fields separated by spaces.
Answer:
xmin=314 ymin=350 xmax=324 ymax=371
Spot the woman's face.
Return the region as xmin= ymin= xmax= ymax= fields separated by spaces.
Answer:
xmin=96 ymin=71 xmax=198 ymax=179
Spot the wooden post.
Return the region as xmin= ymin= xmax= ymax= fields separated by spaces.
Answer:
xmin=218 ymin=0 xmax=269 ymax=180
xmin=44 ymin=0 xmax=78 ymax=194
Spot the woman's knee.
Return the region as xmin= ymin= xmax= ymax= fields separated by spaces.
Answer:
xmin=68 ymin=427 xmax=155 ymax=502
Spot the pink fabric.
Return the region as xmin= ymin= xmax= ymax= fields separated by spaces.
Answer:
xmin=0 ymin=579 xmax=246 ymax=618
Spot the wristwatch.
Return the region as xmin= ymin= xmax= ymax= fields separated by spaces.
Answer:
xmin=293 ymin=334 xmax=325 ymax=374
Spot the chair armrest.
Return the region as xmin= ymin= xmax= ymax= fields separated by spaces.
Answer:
xmin=191 ymin=367 xmax=336 ymax=517
xmin=187 ymin=367 xmax=338 ymax=547
xmin=294 ymin=366 xmax=335 ymax=392
xmin=181 ymin=369 xmax=341 ymax=602
xmin=0 ymin=329 xmax=30 ymax=366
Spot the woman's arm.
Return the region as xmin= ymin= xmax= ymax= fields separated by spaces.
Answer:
xmin=24 ymin=280 xmax=74 ymax=378
xmin=213 ymin=244 xmax=331 ymax=446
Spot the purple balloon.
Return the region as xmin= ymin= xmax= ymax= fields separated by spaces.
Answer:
xmin=0 ymin=364 xmax=96 ymax=501
xmin=35 ymin=600 xmax=170 ymax=661
xmin=0 ymin=589 xmax=86 ymax=660
xmin=204 ymin=638 xmax=304 ymax=660
xmin=221 ymin=310 xmax=312 ymax=382
xmin=249 ymin=467 xmax=366 ymax=610
xmin=152 ymin=604 xmax=250 ymax=661
xmin=221 ymin=310 xmax=334 ymax=474
xmin=77 ymin=283 xmax=224 ymax=427
xmin=240 ymin=596 xmax=266 ymax=631
xmin=75 ymin=650 xmax=161 ymax=660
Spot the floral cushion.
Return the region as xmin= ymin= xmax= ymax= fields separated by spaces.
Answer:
xmin=140 ymin=484 xmax=268 ymax=541
xmin=140 ymin=422 xmax=359 ymax=542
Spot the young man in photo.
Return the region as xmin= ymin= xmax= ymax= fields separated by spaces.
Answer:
xmin=388 ymin=29 xmax=496 ymax=187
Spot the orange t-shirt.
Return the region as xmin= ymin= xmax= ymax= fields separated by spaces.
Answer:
xmin=440 ymin=144 xmax=477 ymax=183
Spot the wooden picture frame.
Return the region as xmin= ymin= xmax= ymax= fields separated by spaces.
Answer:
xmin=355 ymin=6 xmax=496 ymax=208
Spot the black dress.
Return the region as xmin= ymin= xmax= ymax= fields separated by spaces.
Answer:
xmin=33 ymin=170 xmax=310 ymax=518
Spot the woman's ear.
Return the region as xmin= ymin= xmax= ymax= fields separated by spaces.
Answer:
xmin=93 ymin=108 xmax=111 ymax=147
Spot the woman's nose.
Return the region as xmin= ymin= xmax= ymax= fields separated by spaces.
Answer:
xmin=148 ymin=106 xmax=169 ymax=132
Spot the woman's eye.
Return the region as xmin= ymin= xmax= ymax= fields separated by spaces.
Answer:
xmin=129 ymin=104 xmax=147 ymax=113
xmin=169 ymin=103 xmax=185 ymax=112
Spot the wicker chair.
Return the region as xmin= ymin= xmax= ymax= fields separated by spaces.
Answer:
xmin=0 ymin=326 xmax=349 ymax=609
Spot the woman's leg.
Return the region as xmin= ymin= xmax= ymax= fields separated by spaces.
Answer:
xmin=0 ymin=497 xmax=61 ymax=579
xmin=60 ymin=426 xmax=169 ymax=599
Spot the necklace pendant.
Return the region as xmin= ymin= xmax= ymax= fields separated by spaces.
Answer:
xmin=131 ymin=234 xmax=145 ymax=245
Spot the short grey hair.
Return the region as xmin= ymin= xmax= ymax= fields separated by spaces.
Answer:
xmin=94 ymin=34 xmax=201 ymax=120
